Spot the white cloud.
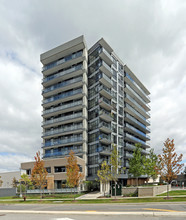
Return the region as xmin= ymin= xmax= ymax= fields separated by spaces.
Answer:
xmin=0 ymin=0 xmax=186 ymax=171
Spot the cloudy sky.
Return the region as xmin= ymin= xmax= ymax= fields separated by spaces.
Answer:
xmin=0 ymin=0 xmax=186 ymax=172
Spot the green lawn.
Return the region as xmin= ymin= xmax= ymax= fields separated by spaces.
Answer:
xmin=1 ymin=196 xmax=186 ymax=204
xmin=158 ymin=190 xmax=186 ymax=196
xmin=0 ymin=193 xmax=84 ymax=200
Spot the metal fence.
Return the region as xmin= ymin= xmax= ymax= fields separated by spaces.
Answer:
xmin=26 ymin=188 xmax=79 ymax=194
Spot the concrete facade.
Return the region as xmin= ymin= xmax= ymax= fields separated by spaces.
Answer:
xmin=21 ymin=157 xmax=85 ymax=190
xmin=0 ymin=171 xmax=20 ymax=188
xmin=21 ymin=35 xmax=151 ymax=188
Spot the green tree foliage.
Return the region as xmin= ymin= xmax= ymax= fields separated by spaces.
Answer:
xmin=143 ymin=148 xmax=159 ymax=181
xmin=128 ymin=143 xmax=144 ymax=186
xmin=97 ymin=160 xmax=111 ymax=196
xmin=0 ymin=176 xmax=3 ymax=187
xmin=12 ymin=177 xmax=18 ymax=188
xmin=110 ymin=144 xmax=124 ymax=198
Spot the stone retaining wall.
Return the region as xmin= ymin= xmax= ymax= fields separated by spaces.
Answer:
xmin=122 ymin=184 xmax=171 ymax=197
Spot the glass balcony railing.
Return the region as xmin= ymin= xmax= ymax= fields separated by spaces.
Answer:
xmin=43 ymin=76 xmax=82 ymax=94
xmin=43 ymin=136 xmax=83 ymax=147
xmin=44 ymin=148 xmax=83 ymax=158
xmin=101 ymin=61 xmax=112 ymax=74
xmin=42 ymin=112 xmax=82 ymax=126
xmin=125 ymin=73 xmax=150 ymax=101
xmin=42 ymin=51 xmax=83 ymax=72
xmin=125 ymin=113 xmax=150 ymax=132
xmin=43 ymin=123 xmax=83 ymax=136
xmin=99 ymin=133 xmax=111 ymax=141
xmin=43 ymin=88 xmax=82 ymax=104
xmin=125 ymin=104 xmax=150 ymax=124
xmin=99 ymin=97 xmax=111 ymax=106
xmin=99 ymin=121 xmax=111 ymax=129
xmin=125 ymin=94 xmax=150 ymax=117
xmin=99 ymin=85 xmax=111 ymax=95
xmin=125 ymin=133 xmax=149 ymax=146
xmin=99 ymin=72 xmax=112 ymax=85
xmin=125 ymin=84 xmax=150 ymax=109
xmin=101 ymin=48 xmax=112 ymax=61
xmin=125 ymin=143 xmax=148 ymax=154
xmin=43 ymin=100 xmax=82 ymax=115
xmin=125 ymin=123 xmax=150 ymax=139
xmin=43 ymin=64 xmax=82 ymax=83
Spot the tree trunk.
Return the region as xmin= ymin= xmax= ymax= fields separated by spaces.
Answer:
xmin=104 ymin=182 xmax=105 ymax=197
xmin=110 ymin=181 xmax=112 ymax=197
xmin=136 ymin=177 xmax=138 ymax=187
xmin=114 ymin=181 xmax=116 ymax=199
xmin=167 ymin=182 xmax=169 ymax=198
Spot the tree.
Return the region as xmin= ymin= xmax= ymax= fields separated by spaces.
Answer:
xmin=0 ymin=176 xmax=3 ymax=187
xmin=128 ymin=143 xmax=144 ymax=186
xmin=97 ymin=160 xmax=111 ymax=197
xmin=31 ymin=151 xmax=48 ymax=198
xmin=143 ymin=148 xmax=159 ymax=182
xmin=66 ymin=150 xmax=83 ymax=199
xmin=110 ymin=144 xmax=122 ymax=198
xmin=20 ymin=173 xmax=32 ymax=199
xmin=12 ymin=177 xmax=18 ymax=188
xmin=158 ymin=138 xmax=184 ymax=197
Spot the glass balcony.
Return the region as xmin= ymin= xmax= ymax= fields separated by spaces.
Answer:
xmin=42 ymin=112 xmax=82 ymax=126
xmin=125 ymin=94 xmax=150 ymax=117
xmin=43 ymin=76 xmax=82 ymax=94
xmin=99 ymin=109 xmax=112 ymax=122
xmin=125 ymin=123 xmax=150 ymax=140
xmin=43 ymin=88 xmax=82 ymax=104
xmin=125 ymin=103 xmax=150 ymax=125
xmin=43 ymin=123 xmax=83 ymax=137
xmin=125 ymin=133 xmax=150 ymax=147
xmin=43 ymin=136 xmax=83 ymax=147
xmin=99 ymin=61 xmax=112 ymax=77
xmin=125 ymin=84 xmax=150 ymax=109
xmin=125 ymin=113 xmax=150 ymax=132
xmin=43 ymin=100 xmax=82 ymax=115
xmin=44 ymin=148 xmax=83 ymax=158
xmin=125 ymin=73 xmax=150 ymax=101
xmin=42 ymin=51 xmax=83 ymax=72
xmin=42 ymin=64 xmax=82 ymax=83
xmin=125 ymin=143 xmax=148 ymax=154
xmin=99 ymin=72 xmax=112 ymax=87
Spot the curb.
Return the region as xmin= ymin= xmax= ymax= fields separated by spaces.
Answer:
xmin=0 ymin=210 xmax=186 ymax=216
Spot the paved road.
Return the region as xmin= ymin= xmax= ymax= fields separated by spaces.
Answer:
xmin=0 ymin=202 xmax=186 ymax=212
xmin=0 ymin=213 xmax=186 ymax=220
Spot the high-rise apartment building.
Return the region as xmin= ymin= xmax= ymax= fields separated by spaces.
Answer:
xmin=22 ymin=36 xmax=150 ymax=188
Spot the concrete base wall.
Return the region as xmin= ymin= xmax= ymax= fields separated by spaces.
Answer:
xmin=0 ymin=188 xmax=17 ymax=197
xmin=122 ymin=185 xmax=171 ymax=197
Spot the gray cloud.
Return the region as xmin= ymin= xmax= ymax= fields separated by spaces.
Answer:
xmin=0 ymin=0 xmax=186 ymax=171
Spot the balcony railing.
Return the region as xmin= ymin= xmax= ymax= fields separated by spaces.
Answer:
xmin=42 ymin=112 xmax=82 ymax=126
xmin=101 ymin=61 xmax=112 ymax=74
xmin=44 ymin=149 xmax=83 ymax=158
xmin=125 ymin=94 xmax=150 ymax=117
xmin=100 ymin=48 xmax=112 ymax=61
xmin=43 ymin=124 xmax=83 ymax=136
xmin=42 ymin=51 xmax=83 ymax=71
xmin=125 ymin=143 xmax=148 ymax=154
xmin=125 ymin=104 xmax=150 ymax=124
xmin=43 ymin=76 xmax=82 ymax=94
xmin=125 ymin=133 xmax=149 ymax=146
xmin=125 ymin=113 xmax=150 ymax=132
xmin=43 ymin=136 xmax=83 ymax=147
xmin=99 ymin=133 xmax=111 ymax=141
xmin=125 ymin=84 xmax=150 ymax=109
xmin=99 ymin=72 xmax=112 ymax=85
xmin=43 ymin=64 xmax=82 ymax=83
xmin=99 ymin=85 xmax=111 ymax=95
xmin=43 ymin=100 xmax=82 ymax=115
xmin=125 ymin=73 xmax=150 ymax=101
xmin=125 ymin=123 xmax=150 ymax=139
xmin=99 ymin=121 xmax=111 ymax=129
xmin=99 ymin=97 xmax=111 ymax=106
xmin=43 ymin=88 xmax=82 ymax=104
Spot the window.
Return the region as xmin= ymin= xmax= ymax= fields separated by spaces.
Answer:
xmin=26 ymin=169 xmax=31 ymax=175
xmin=54 ymin=166 xmax=66 ymax=173
xmin=45 ymin=167 xmax=51 ymax=173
